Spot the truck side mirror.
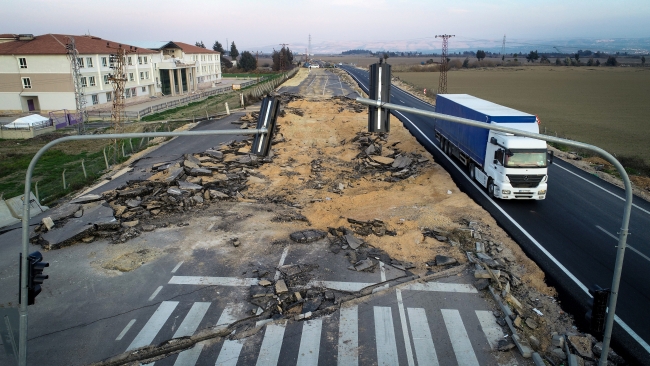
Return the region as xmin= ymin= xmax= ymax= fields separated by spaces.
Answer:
xmin=547 ymin=150 xmax=554 ymax=165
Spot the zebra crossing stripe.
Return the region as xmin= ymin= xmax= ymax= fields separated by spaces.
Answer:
xmin=168 ymin=276 xmax=258 ymax=286
xmin=296 ymin=319 xmax=323 ymax=365
xmin=173 ymin=342 xmax=205 ymax=366
xmin=337 ymin=305 xmax=358 ymax=366
xmin=475 ymin=310 xmax=504 ymax=350
xmin=407 ymin=308 xmax=439 ymax=366
xmin=255 ymin=321 xmax=287 ymax=366
xmin=127 ymin=301 xmax=179 ymax=351
xmin=441 ymin=309 xmax=480 ymax=366
xmin=374 ymin=306 xmax=399 ymax=365
xmin=215 ymin=339 xmax=245 ymax=366
xmin=405 ymin=282 xmax=478 ymax=293
xmin=173 ymin=302 xmax=211 ymax=338
xmin=395 ymin=290 xmax=415 ymax=366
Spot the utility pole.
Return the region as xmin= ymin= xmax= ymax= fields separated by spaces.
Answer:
xmin=308 ymin=34 xmax=312 ymax=62
xmin=435 ymin=34 xmax=454 ymax=94
xmin=65 ymin=37 xmax=86 ymax=135
xmin=106 ymin=43 xmax=136 ymax=161
xmin=501 ymin=34 xmax=506 ymax=60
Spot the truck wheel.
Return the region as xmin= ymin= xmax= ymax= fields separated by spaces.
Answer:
xmin=488 ymin=180 xmax=495 ymax=198
xmin=468 ymin=162 xmax=475 ymax=180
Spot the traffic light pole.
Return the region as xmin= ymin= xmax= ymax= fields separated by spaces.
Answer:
xmin=355 ymin=96 xmax=633 ymax=366
xmin=18 ymin=127 xmax=272 ymax=366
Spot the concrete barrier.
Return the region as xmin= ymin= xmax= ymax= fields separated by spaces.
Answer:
xmin=0 ymin=200 xmax=20 ymax=229
xmin=4 ymin=192 xmax=48 ymax=220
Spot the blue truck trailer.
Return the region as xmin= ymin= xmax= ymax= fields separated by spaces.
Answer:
xmin=434 ymin=94 xmax=552 ymax=200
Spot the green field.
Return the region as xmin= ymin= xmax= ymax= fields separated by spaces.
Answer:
xmin=395 ymin=66 xmax=650 ymax=164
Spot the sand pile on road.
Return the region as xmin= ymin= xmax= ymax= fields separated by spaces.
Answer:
xmin=246 ymin=97 xmax=554 ymax=296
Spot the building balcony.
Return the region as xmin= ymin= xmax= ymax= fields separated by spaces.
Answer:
xmin=158 ymin=59 xmax=196 ymax=69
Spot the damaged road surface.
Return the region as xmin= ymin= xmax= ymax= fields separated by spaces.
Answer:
xmin=0 ymin=73 xmax=623 ymax=366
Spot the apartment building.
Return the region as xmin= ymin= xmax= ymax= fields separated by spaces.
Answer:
xmin=0 ymin=34 xmax=222 ymax=114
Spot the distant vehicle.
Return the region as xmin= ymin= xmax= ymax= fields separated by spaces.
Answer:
xmin=435 ymin=94 xmax=551 ymax=200
xmin=310 ymin=64 xmax=319 ymax=68
xmin=338 ymin=63 xmax=342 ymax=65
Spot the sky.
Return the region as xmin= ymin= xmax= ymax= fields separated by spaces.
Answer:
xmin=3 ymin=0 xmax=649 ymax=53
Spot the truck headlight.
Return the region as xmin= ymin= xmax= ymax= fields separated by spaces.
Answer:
xmin=538 ymin=189 xmax=546 ymax=195
xmin=502 ymin=190 xmax=511 ymax=195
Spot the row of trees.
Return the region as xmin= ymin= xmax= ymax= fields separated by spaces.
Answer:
xmin=193 ymin=41 xmax=296 ymax=72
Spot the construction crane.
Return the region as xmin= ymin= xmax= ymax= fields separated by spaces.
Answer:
xmin=65 ymin=37 xmax=86 ymax=134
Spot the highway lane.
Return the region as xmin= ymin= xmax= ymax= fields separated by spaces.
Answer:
xmin=340 ymin=64 xmax=650 ymax=363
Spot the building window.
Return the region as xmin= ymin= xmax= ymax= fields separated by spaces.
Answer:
xmin=81 ymin=77 xmax=87 ymax=87
xmin=155 ymin=77 xmax=159 ymax=85
xmin=77 ymin=58 xmax=84 ymax=68
xmin=22 ymin=77 xmax=31 ymax=88
xmin=144 ymin=56 xmax=148 ymax=64
xmin=138 ymin=56 xmax=142 ymax=65
xmin=128 ymin=57 xmax=132 ymax=65
xmin=101 ymin=57 xmax=107 ymax=67
xmin=92 ymin=95 xmax=99 ymax=105
xmin=129 ymin=73 xmax=134 ymax=81
xmin=106 ymin=92 xmax=112 ymax=102
xmin=89 ymin=76 xmax=96 ymax=86
xmin=87 ymin=57 xmax=93 ymax=67
xmin=141 ymin=86 xmax=146 ymax=92
xmin=103 ymin=74 xmax=109 ymax=84
xmin=19 ymin=57 xmax=27 ymax=68
xmin=145 ymin=71 xmax=149 ymax=79
xmin=125 ymin=89 xmax=130 ymax=98
xmin=131 ymin=87 xmax=137 ymax=96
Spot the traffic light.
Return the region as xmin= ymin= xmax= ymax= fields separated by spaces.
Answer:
xmin=251 ymin=96 xmax=280 ymax=157
xmin=368 ymin=58 xmax=391 ymax=133
xmin=20 ymin=251 xmax=49 ymax=305
xmin=586 ymin=284 xmax=610 ymax=338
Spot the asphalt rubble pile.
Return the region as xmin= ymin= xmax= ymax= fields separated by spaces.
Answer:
xmin=31 ymin=138 xmax=278 ymax=250
xmin=429 ymin=219 xmax=627 ymax=365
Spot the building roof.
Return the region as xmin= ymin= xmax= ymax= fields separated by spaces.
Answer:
xmin=168 ymin=41 xmax=220 ymax=54
xmin=0 ymin=34 xmax=156 ymax=55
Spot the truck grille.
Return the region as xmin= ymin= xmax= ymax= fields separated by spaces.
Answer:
xmin=507 ymin=174 xmax=545 ymax=188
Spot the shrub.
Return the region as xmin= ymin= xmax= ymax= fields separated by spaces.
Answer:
xmin=606 ymin=56 xmax=618 ymax=66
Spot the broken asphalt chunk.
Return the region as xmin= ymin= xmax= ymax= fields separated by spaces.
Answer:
xmin=178 ymin=181 xmax=203 ymax=192
xmin=435 ymin=255 xmax=458 ymax=266
xmin=275 ymin=279 xmax=288 ymax=294
xmin=344 ymin=234 xmax=362 ymax=249
xmin=289 ymin=229 xmax=327 ymax=243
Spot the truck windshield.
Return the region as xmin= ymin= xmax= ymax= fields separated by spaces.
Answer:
xmin=505 ymin=149 xmax=547 ymax=168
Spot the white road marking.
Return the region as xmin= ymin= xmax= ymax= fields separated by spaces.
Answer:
xmin=217 ymin=304 xmax=241 ymax=326
xmin=338 ymin=305 xmax=358 ymax=366
xmin=297 ymin=319 xmax=323 ymax=365
xmin=168 ymin=276 xmax=258 ymax=286
xmin=322 ymin=74 xmax=329 ymax=95
xmin=127 ymin=301 xmax=179 ymax=351
xmin=554 ymin=163 xmax=650 ymax=216
xmin=255 ymin=321 xmax=287 ymax=366
xmin=404 ymin=282 xmax=478 ymax=293
xmin=441 ymin=309 xmax=480 ymax=366
xmin=374 ymin=306 xmax=399 ymax=365
xmin=307 ymin=280 xmax=372 ymax=292
xmin=475 ymin=310 xmax=504 ymax=350
xmin=116 ymin=319 xmax=136 ymax=341
xmin=171 ymin=261 xmax=184 ymax=273
xmin=396 ymin=290 xmax=415 ymax=366
xmin=407 ymin=308 xmax=439 ymax=366
xmin=596 ymin=225 xmax=650 ymax=263
xmin=215 ymin=339 xmax=245 ymax=366
xmin=173 ymin=302 xmax=211 ymax=338
xmin=173 ymin=342 xmax=204 ymax=366
xmin=148 ymin=286 xmax=163 ymax=301
xmin=274 ymin=247 xmax=290 ymax=281
xmin=380 ymin=261 xmax=386 ymax=282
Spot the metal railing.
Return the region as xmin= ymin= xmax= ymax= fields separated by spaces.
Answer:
xmin=355 ymin=96 xmax=632 ymax=366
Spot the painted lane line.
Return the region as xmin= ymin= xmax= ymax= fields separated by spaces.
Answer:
xmin=596 ymin=225 xmax=650 ymax=263
xmin=554 ymin=163 xmax=650 ymax=216
xmin=215 ymin=339 xmax=245 ymax=366
xmin=168 ymin=276 xmax=258 ymax=286
xmin=173 ymin=302 xmax=211 ymax=338
xmin=296 ymin=319 xmax=323 ymax=365
xmin=380 ymin=261 xmax=387 ymax=282
xmin=407 ymin=308 xmax=439 ymax=366
xmin=171 ymin=261 xmax=184 ymax=273
xmin=441 ymin=309 xmax=480 ymax=366
xmin=255 ymin=321 xmax=287 ymax=366
xmin=307 ymin=280 xmax=372 ymax=292
xmin=337 ymin=305 xmax=359 ymax=366
xmin=127 ymin=301 xmax=179 ymax=351
xmin=396 ymin=290 xmax=415 ymax=366
xmin=173 ymin=342 xmax=204 ymax=366
xmin=322 ymin=74 xmax=329 ymax=96
xmin=217 ymin=304 xmax=241 ymax=326
xmin=274 ymin=246 xmax=290 ymax=281
xmin=405 ymin=282 xmax=478 ymax=293
xmin=148 ymin=286 xmax=163 ymax=301
xmin=374 ymin=306 xmax=400 ymax=365
xmin=475 ymin=310 xmax=504 ymax=350
xmin=392 ymin=109 xmax=650 ymax=353
xmin=116 ymin=319 xmax=136 ymax=341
